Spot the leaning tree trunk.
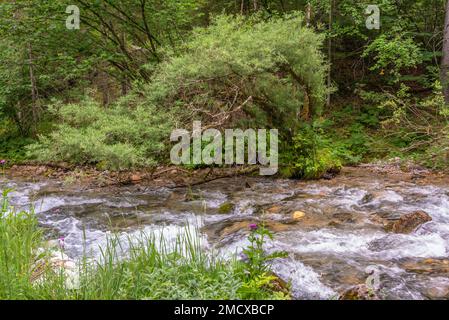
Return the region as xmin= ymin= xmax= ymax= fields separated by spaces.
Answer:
xmin=441 ymin=0 xmax=449 ymax=103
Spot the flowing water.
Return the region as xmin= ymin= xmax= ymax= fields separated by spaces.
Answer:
xmin=1 ymin=168 xmax=449 ymax=300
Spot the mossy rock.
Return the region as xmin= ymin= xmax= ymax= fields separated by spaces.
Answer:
xmin=218 ymin=202 xmax=235 ymax=214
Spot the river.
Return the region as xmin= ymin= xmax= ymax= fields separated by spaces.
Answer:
xmin=1 ymin=167 xmax=449 ymax=299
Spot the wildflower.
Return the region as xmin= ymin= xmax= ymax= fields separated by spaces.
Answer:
xmin=249 ymin=223 xmax=258 ymax=231
xmin=58 ymin=236 xmax=65 ymax=250
xmin=0 ymin=159 xmax=5 ymax=165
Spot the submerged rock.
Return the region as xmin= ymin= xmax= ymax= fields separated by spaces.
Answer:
xmin=385 ymin=211 xmax=432 ymax=234
xmin=400 ymin=258 xmax=449 ymax=275
xmin=218 ymin=202 xmax=235 ymax=214
xmin=338 ymin=284 xmax=380 ymax=300
xmin=425 ymin=286 xmax=449 ymax=299
xmin=267 ymin=205 xmax=282 ymax=213
xmin=370 ymin=210 xmax=432 ymax=234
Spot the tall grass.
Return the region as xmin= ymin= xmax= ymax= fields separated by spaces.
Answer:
xmin=0 ymin=189 xmax=35 ymax=298
xmin=0 ymin=191 xmax=288 ymax=300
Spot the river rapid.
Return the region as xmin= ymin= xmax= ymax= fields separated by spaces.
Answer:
xmin=2 ymin=167 xmax=449 ymax=300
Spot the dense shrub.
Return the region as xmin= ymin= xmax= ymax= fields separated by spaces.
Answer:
xmin=145 ymin=13 xmax=328 ymax=134
xmin=28 ymin=13 xmax=328 ymax=171
xmin=280 ymin=123 xmax=342 ymax=179
xmin=27 ymin=96 xmax=174 ymax=170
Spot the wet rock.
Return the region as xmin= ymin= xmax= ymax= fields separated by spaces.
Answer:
xmin=130 ymin=174 xmax=142 ymax=183
xmin=332 ymin=212 xmax=355 ymax=224
xmin=359 ymin=193 xmax=375 ymax=205
xmin=322 ymin=172 xmax=336 ymax=180
xmin=265 ymin=272 xmax=290 ymax=297
xmin=370 ymin=210 xmax=432 ymax=233
xmin=218 ymin=202 xmax=235 ymax=214
xmin=267 ymin=206 xmax=282 ymax=214
xmin=292 ymin=211 xmax=306 ymax=221
xmin=425 ymin=286 xmax=449 ymax=299
xmin=338 ymin=284 xmax=380 ymax=300
xmin=385 ymin=211 xmax=432 ymax=234
xmin=202 ymin=218 xmax=291 ymax=241
xmin=400 ymin=258 xmax=449 ymax=275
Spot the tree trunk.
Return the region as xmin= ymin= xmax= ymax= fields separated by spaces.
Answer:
xmin=306 ymin=2 xmax=312 ymax=27
xmin=28 ymin=42 xmax=39 ymax=136
xmin=327 ymin=0 xmax=334 ymax=108
xmin=442 ymin=0 xmax=449 ymax=103
xmin=253 ymin=0 xmax=259 ymax=11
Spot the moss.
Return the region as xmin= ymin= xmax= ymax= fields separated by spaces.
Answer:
xmin=218 ymin=202 xmax=234 ymax=214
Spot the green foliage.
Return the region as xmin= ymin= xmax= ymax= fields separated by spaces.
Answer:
xmin=145 ymin=13 xmax=327 ymax=133
xmin=280 ymin=123 xmax=342 ymax=179
xmin=0 ymin=1 xmax=97 ymax=135
xmin=1 ymin=0 xmax=448 ymax=172
xmin=0 ymin=119 xmax=35 ymax=163
xmin=237 ymin=223 xmax=290 ymax=299
xmin=27 ymin=95 xmax=174 ymax=170
xmin=241 ymin=223 xmax=287 ymax=277
xmin=363 ymin=34 xmax=424 ymax=83
xmin=0 ymin=190 xmax=42 ymax=299
xmin=356 ymin=82 xmax=449 ymax=169
xmin=0 ymin=193 xmax=288 ymax=300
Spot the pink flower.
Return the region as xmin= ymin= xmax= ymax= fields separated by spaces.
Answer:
xmin=249 ymin=223 xmax=258 ymax=231
xmin=58 ymin=236 xmax=65 ymax=250
xmin=0 ymin=160 xmax=5 ymax=165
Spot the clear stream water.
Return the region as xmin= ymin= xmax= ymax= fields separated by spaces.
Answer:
xmin=1 ymin=168 xmax=449 ymax=300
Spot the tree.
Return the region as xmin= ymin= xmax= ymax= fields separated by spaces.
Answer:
xmin=442 ymin=0 xmax=449 ymax=103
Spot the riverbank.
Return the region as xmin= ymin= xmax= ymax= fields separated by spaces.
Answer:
xmin=3 ymin=158 xmax=449 ymax=190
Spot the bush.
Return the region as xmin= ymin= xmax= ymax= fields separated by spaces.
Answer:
xmin=28 ymin=13 xmax=328 ymax=171
xmin=145 ymin=13 xmax=327 ymax=134
xmin=280 ymin=123 xmax=342 ymax=179
xmin=27 ymin=95 xmax=175 ymax=170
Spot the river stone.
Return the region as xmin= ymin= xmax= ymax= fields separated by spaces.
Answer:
xmin=425 ymin=286 xmax=449 ymax=299
xmin=202 ymin=218 xmax=291 ymax=241
xmin=338 ymin=284 xmax=380 ymax=300
xmin=370 ymin=210 xmax=432 ymax=233
xmin=385 ymin=211 xmax=432 ymax=234
xmin=266 ymin=272 xmax=290 ymax=297
xmin=130 ymin=174 xmax=142 ymax=183
xmin=400 ymin=258 xmax=449 ymax=275
xmin=218 ymin=202 xmax=235 ymax=214
xmin=267 ymin=206 xmax=282 ymax=213
xmin=292 ymin=211 xmax=306 ymax=220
